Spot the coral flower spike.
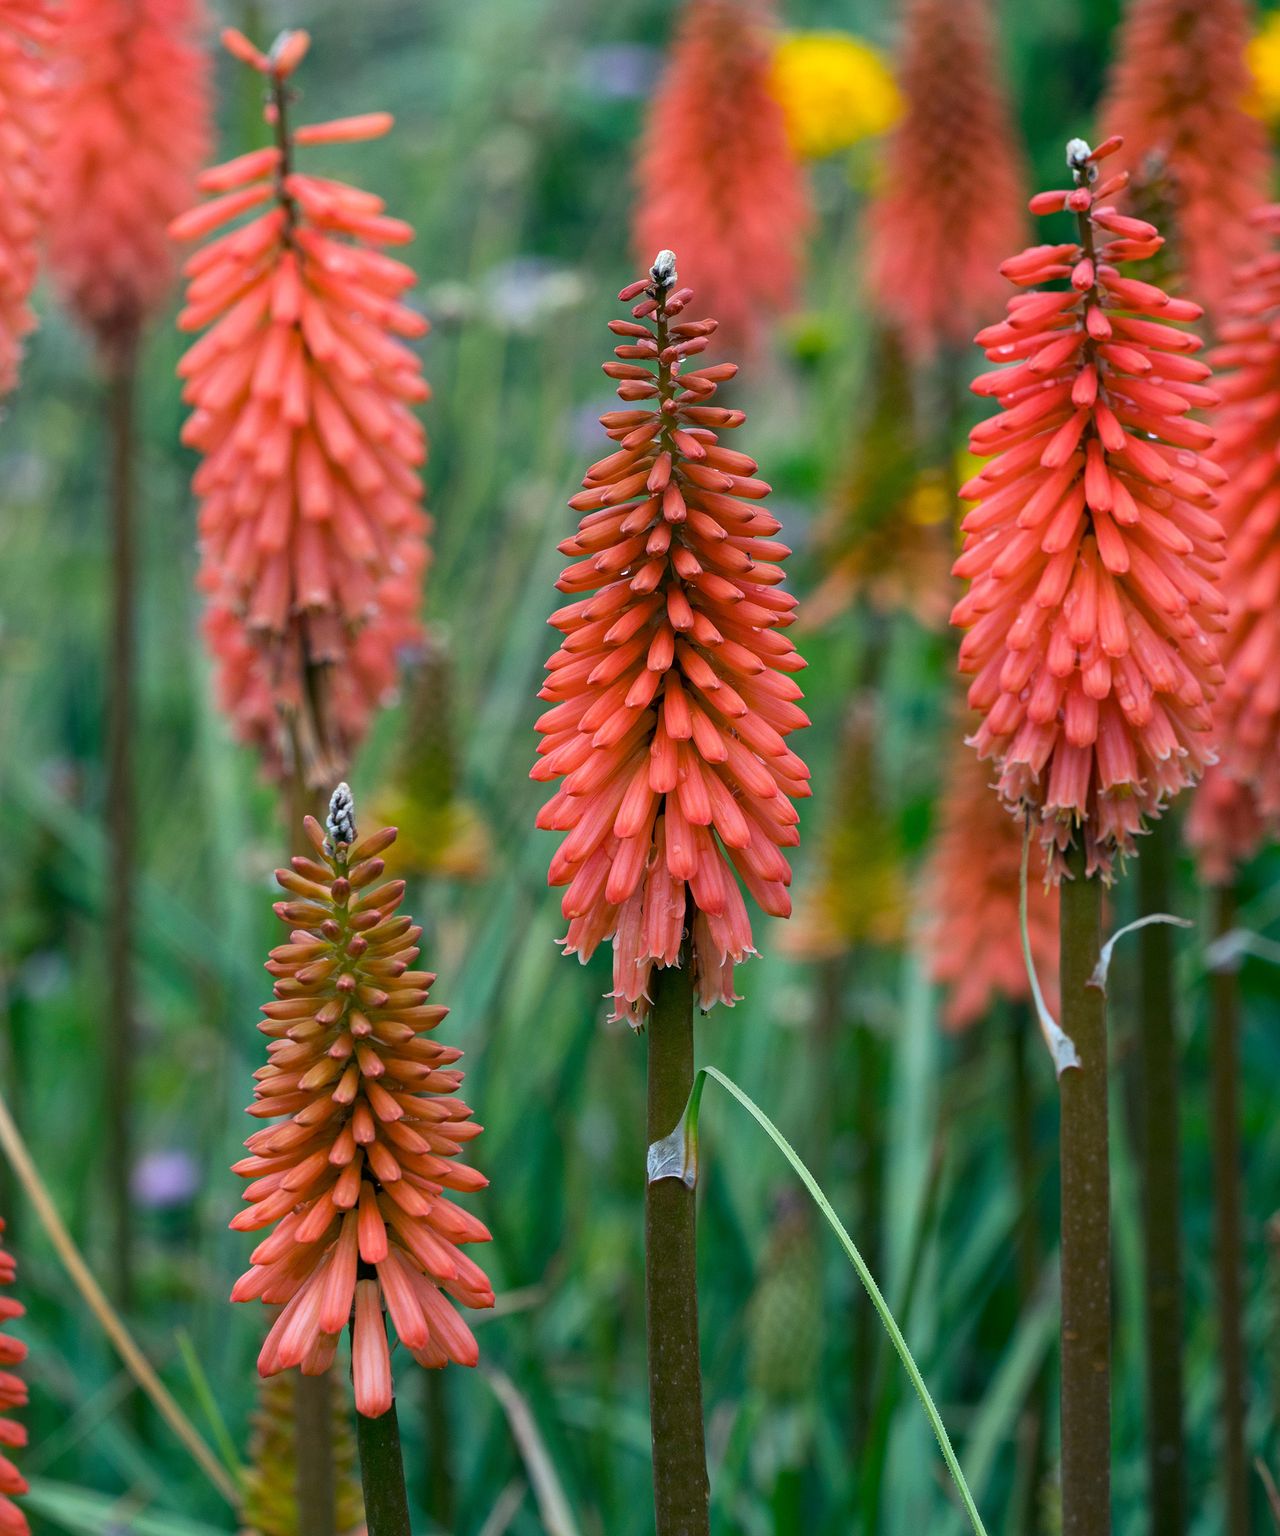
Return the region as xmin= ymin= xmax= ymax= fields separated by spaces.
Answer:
xmin=231 ymin=785 xmax=493 ymax=1417
xmin=0 ymin=2 xmax=56 ymax=398
xmin=535 ymin=252 xmax=810 ymax=1026
xmin=634 ymin=0 xmax=811 ymax=353
xmin=171 ymin=29 xmax=430 ymax=788
xmin=866 ymin=0 xmax=1026 ymax=365
xmin=47 ymin=0 xmax=210 ymax=361
xmin=1101 ymin=0 xmax=1269 ymax=316
xmin=952 ymin=137 xmax=1226 ymax=881
xmin=0 ymin=1222 xmax=29 ymax=1536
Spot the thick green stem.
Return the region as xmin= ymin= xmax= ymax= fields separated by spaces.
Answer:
xmin=106 ymin=338 xmax=138 ymax=1311
xmin=353 ymin=1398 xmax=412 ymax=1536
xmin=1136 ymin=824 xmax=1184 ymax=1535
xmin=1210 ymin=884 xmax=1248 ymax=1536
xmin=646 ymin=959 xmax=710 ymax=1536
xmin=1058 ymin=843 xmax=1110 ymax=1536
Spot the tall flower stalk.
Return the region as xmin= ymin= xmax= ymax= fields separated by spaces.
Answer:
xmin=952 ymin=136 xmax=1224 ymax=1534
xmin=534 ymin=252 xmax=808 ymax=1533
xmin=232 ymin=785 xmax=492 ymax=1536
xmin=46 ymin=0 xmax=210 ymax=1313
xmin=0 ymin=1221 xmax=29 ymax=1536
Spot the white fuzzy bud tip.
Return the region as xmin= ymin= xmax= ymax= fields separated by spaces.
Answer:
xmin=650 ymin=249 xmax=677 ymax=288
xmin=1066 ymin=138 xmax=1097 ymax=184
xmin=326 ymin=782 xmax=357 ymax=848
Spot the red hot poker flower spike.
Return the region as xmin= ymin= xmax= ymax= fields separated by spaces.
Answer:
xmin=171 ymin=29 xmax=429 ymax=789
xmin=1196 ymin=205 xmax=1280 ymax=824
xmin=231 ymin=785 xmax=493 ymax=1418
xmin=634 ymin=0 xmax=811 ymax=353
xmin=1185 ymin=763 xmax=1263 ymax=888
xmin=535 ymin=253 xmax=810 ymax=1026
xmin=0 ymin=3 xmax=56 ymax=398
xmin=923 ymin=729 xmax=1059 ymax=1031
xmin=0 ymin=1221 xmax=29 ymax=1536
xmin=866 ymin=0 xmax=1027 ymax=364
xmin=1100 ymin=0 xmax=1269 ymax=316
xmin=47 ymin=0 xmax=210 ymax=359
xmin=952 ymin=137 xmax=1226 ymax=881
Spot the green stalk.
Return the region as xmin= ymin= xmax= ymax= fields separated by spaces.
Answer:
xmin=1136 ymin=823 xmax=1184 ymax=1534
xmin=352 ymin=1397 xmax=412 ymax=1536
xmin=105 ymin=333 xmax=139 ymax=1312
xmin=645 ymin=959 xmax=710 ymax=1536
xmin=1210 ymin=884 xmax=1248 ymax=1536
xmin=1058 ymin=842 xmax=1111 ymax=1535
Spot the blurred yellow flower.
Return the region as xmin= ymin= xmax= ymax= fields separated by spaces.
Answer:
xmin=1249 ymin=12 xmax=1280 ymax=122
xmin=770 ymin=30 xmax=900 ymax=159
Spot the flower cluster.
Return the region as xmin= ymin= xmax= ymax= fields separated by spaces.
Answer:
xmin=866 ymin=0 xmax=1026 ymax=364
xmin=634 ymin=0 xmax=811 ymax=352
xmin=923 ymin=730 xmax=1059 ymax=1030
xmin=0 ymin=2 xmax=55 ymax=397
xmin=0 ymin=1222 xmax=28 ymax=1536
xmin=534 ymin=254 xmax=809 ymax=1025
xmin=1101 ymin=0 xmax=1269 ymax=314
xmin=171 ymin=29 xmax=429 ymax=788
xmin=952 ymin=136 xmax=1226 ymax=879
xmin=768 ymin=30 xmax=900 ymax=161
xmin=1186 ymin=764 xmax=1263 ymax=887
xmin=1196 ymin=206 xmax=1280 ymax=823
xmin=231 ymin=789 xmax=492 ymax=1417
xmin=48 ymin=0 xmax=209 ymax=358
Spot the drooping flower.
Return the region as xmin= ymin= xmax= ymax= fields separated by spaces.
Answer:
xmin=923 ymin=728 xmax=1059 ymax=1031
xmin=952 ymin=136 xmax=1226 ymax=880
xmin=0 ymin=3 xmax=56 ymax=398
xmin=0 ymin=1222 xmax=29 ymax=1536
xmin=231 ymin=786 xmax=492 ymax=1418
xmin=634 ymin=0 xmax=811 ymax=352
xmin=769 ymin=30 xmax=900 ymax=161
xmin=240 ymin=1372 xmax=364 ymax=1536
xmin=1194 ymin=205 xmax=1280 ymax=821
xmin=534 ymin=253 xmax=810 ymax=1026
xmin=47 ymin=0 xmax=209 ymax=360
xmin=1100 ymin=0 xmax=1270 ymax=315
xmin=1185 ymin=763 xmax=1263 ymax=887
xmin=865 ymin=0 xmax=1027 ymax=365
xmin=171 ymin=29 xmax=430 ymax=789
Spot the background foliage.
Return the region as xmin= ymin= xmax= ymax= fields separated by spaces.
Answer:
xmin=0 ymin=0 xmax=1277 ymax=1532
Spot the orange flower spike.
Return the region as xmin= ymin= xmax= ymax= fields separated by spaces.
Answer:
xmin=0 ymin=3 xmax=56 ymax=398
xmin=923 ymin=734 xmax=1059 ymax=1031
xmin=47 ymin=0 xmax=210 ymax=357
xmin=535 ymin=252 xmax=810 ymax=1026
xmin=0 ymin=1220 xmax=30 ymax=1536
xmin=1197 ymin=204 xmax=1280 ymax=826
xmin=866 ymin=0 xmax=1027 ymax=364
xmin=172 ymin=29 xmax=429 ymax=786
xmin=634 ymin=0 xmax=811 ymax=353
xmin=231 ymin=785 xmax=493 ymax=1418
xmin=952 ymin=137 xmax=1226 ymax=881
xmin=1100 ymin=0 xmax=1269 ymax=316
xmin=1185 ymin=764 xmax=1263 ymax=887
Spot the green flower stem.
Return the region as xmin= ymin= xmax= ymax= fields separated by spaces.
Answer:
xmin=352 ymin=1394 xmax=412 ymax=1536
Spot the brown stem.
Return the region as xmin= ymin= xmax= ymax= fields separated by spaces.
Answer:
xmin=1210 ymin=884 xmax=1248 ymax=1536
xmin=1059 ymin=842 xmax=1111 ymax=1535
xmin=645 ymin=957 xmax=710 ymax=1536
xmin=106 ymin=335 xmax=139 ymax=1311
xmin=1136 ymin=822 xmax=1185 ymax=1534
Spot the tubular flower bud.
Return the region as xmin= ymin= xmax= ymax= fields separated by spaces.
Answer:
xmin=47 ymin=0 xmax=210 ymax=359
xmin=952 ymin=137 xmax=1226 ymax=881
xmin=1195 ymin=206 xmax=1280 ymax=825
xmin=231 ymin=792 xmax=492 ymax=1417
xmin=866 ymin=0 xmax=1027 ymax=364
xmin=1101 ymin=0 xmax=1269 ymax=315
xmin=633 ymin=0 xmax=811 ymax=352
xmin=534 ymin=259 xmax=810 ymax=1026
xmin=0 ymin=3 xmax=56 ymax=398
xmin=923 ymin=729 xmax=1059 ymax=1031
xmin=172 ymin=30 xmax=430 ymax=789
xmin=0 ymin=1222 xmax=29 ymax=1536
